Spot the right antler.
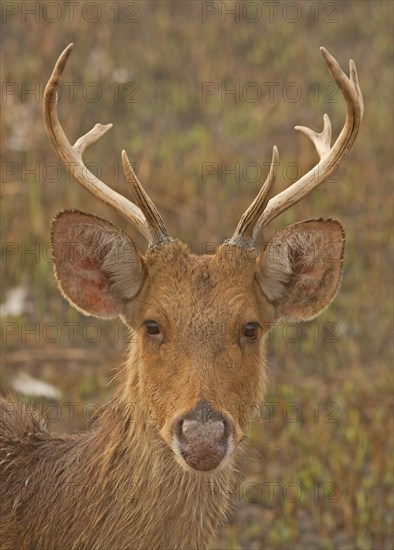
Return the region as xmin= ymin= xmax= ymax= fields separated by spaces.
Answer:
xmin=43 ymin=43 xmax=172 ymax=246
xmin=228 ymin=47 xmax=364 ymax=247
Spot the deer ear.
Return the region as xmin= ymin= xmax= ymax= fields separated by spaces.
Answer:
xmin=51 ymin=211 xmax=145 ymax=319
xmin=256 ymin=219 xmax=345 ymax=322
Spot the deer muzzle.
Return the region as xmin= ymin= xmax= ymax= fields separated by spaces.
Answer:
xmin=171 ymin=400 xmax=235 ymax=471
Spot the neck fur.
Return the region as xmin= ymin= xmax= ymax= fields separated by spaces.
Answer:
xmin=82 ymin=349 xmax=242 ymax=549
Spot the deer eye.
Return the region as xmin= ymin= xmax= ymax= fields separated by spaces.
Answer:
xmin=242 ymin=322 xmax=260 ymax=342
xmin=144 ymin=320 xmax=161 ymax=336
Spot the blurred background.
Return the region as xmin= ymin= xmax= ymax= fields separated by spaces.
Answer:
xmin=1 ymin=1 xmax=393 ymax=548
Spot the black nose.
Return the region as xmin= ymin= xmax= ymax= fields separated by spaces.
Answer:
xmin=173 ymin=400 xmax=233 ymax=471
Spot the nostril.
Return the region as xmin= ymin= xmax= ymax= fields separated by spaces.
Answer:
xmin=222 ymin=416 xmax=229 ymax=437
xmin=175 ymin=418 xmax=185 ymax=441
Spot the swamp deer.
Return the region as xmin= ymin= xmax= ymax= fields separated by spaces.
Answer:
xmin=0 ymin=44 xmax=363 ymax=550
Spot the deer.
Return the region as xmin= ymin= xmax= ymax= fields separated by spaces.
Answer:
xmin=0 ymin=44 xmax=363 ymax=550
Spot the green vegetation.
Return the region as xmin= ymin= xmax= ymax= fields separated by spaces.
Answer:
xmin=1 ymin=1 xmax=392 ymax=548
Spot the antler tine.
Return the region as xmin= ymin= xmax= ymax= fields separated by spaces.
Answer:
xmin=43 ymin=43 xmax=169 ymax=244
xmin=250 ymin=47 xmax=363 ymax=240
xmin=227 ymin=146 xmax=279 ymax=247
xmin=295 ymin=113 xmax=332 ymax=160
xmin=122 ymin=151 xmax=172 ymax=246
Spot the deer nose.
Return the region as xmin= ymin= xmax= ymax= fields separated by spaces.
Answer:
xmin=173 ymin=400 xmax=233 ymax=471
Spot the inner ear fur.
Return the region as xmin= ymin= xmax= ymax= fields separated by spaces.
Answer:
xmin=256 ymin=219 xmax=345 ymax=322
xmin=51 ymin=210 xmax=145 ymax=319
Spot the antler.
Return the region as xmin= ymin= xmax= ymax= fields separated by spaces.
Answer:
xmin=228 ymin=47 xmax=363 ymax=247
xmin=43 ymin=43 xmax=172 ymax=246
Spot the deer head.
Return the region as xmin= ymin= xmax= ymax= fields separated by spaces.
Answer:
xmin=44 ymin=45 xmax=363 ymax=472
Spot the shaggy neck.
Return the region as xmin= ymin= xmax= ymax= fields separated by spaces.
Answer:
xmin=83 ymin=348 xmax=240 ymax=549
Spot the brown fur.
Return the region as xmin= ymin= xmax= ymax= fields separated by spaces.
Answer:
xmin=0 ymin=219 xmax=344 ymax=549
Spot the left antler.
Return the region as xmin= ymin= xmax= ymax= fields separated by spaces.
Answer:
xmin=228 ymin=47 xmax=364 ymax=247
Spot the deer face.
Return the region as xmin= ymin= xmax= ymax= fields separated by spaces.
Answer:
xmin=131 ymin=242 xmax=269 ymax=471
xmin=52 ymin=211 xmax=344 ymax=472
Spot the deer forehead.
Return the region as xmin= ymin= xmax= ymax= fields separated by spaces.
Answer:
xmin=141 ymin=242 xmax=260 ymax=323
